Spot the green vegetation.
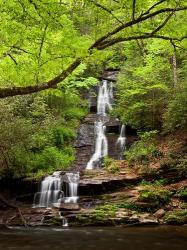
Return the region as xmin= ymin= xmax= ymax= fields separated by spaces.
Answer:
xmin=164 ymin=210 xmax=187 ymax=224
xmin=176 ymin=188 xmax=187 ymax=201
xmin=0 ymin=88 xmax=88 ymax=179
xmin=139 ymin=186 xmax=171 ymax=205
xmin=124 ymin=130 xmax=162 ymax=165
xmin=103 ymin=157 xmax=120 ymax=173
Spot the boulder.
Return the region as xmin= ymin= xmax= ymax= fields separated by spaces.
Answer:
xmin=58 ymin=203 xmax=80 ymax=211
xmin=154 ymin=209 xmax=166 ymax=219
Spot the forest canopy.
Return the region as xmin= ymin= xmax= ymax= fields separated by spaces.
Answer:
xmin=0 ymin=0 xmax=186 ymax=97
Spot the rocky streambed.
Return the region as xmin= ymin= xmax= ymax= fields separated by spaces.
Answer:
xmin=1 ymin=165 xmax=187 ymax=227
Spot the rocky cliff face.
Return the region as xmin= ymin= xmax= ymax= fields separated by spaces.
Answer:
xmin=72 ymin=70 xmax=137 ymax=171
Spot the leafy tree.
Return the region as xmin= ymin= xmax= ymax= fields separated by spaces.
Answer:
xmin=0 ymin=0 xmax=186 ymax=98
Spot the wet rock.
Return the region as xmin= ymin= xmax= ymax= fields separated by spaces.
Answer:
xmin=139 ymin=217 xmax=159 ymax=225
xmin=102 ymin=71 xmax=119 ymax=82
xmin=154 ymin=209 xmax=166 ymax=219
xmin=58 ymin=203 xmax=80 ymax=211
xmin=75 ymin=124 xmax=94 ymax=147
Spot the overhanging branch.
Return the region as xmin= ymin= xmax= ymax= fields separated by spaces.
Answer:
xmin=97 ymin=35 xmax=187 ymax=50
xmin=0 ymin=4 xmax=186 ymax=98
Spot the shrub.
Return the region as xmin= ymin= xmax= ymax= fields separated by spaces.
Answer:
xmin=125 ymin=130 xmax=159 ymax=165
xmin=139 ymin=186 xmax=171 ymax=205
xmin=103 ymin=157 xmax=120 ymax=173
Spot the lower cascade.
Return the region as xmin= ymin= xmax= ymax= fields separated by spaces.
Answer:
xmin=33 ymin=171 xmax=79 ymax=208
xmin=63 ymin=172 xmax=80 ymax=203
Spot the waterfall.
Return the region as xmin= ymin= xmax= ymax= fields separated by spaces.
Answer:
xmin=97 ymin=80 xmax=113 ymax=115
xmin=33 ymin=171 xmax=79 ymax=207
xmin=63 ymin=172 xmax=80 ymax=203
xmin=86 ymin=80 xmax=113 ymax=169
xmin=116 ymin=125 xmax=127 ymax=159
xmin=33 ymin=171 xmax=63 ymax=208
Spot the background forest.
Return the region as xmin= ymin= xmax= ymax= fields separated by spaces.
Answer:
xmin=0 ymin=0 xmax=187 ymax=179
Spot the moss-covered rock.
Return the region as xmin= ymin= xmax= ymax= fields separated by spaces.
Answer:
xmin=164 ymin=210 xmax=187 ymax=225
xmin=138 ymin=186 xmax=171 ymax=207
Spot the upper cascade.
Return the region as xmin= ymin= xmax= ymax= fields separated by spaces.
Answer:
xmin=97 ymin=80 xmax=113 ymax=116
xmin=86 ymin=80 xmax=113 ymax=170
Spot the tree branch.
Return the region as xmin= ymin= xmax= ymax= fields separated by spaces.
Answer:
xmin=0 ymin=5 xmax=186 ymax=98
xmin=151 ymin=11 xmax=174 ymax=35
xmin=0 ymin=59 xmax=81 ymax=98
xmin=132 ymin=0 xmax=136 ymax=20
xmin=140 ymin=0 xmax=167 ymax=17
xmin=97 ymin=35 xmax=187 ymax=50
xmin=89 ymin=0 xmax=123 ymax=24
xmin=90 ymin=6 xmax=187 ymax=49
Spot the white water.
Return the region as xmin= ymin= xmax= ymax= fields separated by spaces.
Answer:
xmin=86 ymin=80 xmax=113 ymax=169
xmin=116 ymin=125 xmax=127 ymax=159
xmin=33 ymin=171 xmax=63 ymax=208
xmin=63 ymin=172 xmax=80 ymax=203
xmin=33 ymin=171 xmax=80 ymax=208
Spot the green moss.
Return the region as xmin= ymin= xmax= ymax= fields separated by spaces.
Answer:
xmin=164 ymin=210 xmax=187 ymax=224
xmin=44 ymin=217 xmax=62 ymax=226
xmin=176 ymin=188 xmax=187 ymax=200
xmin=139 ymin=186 xmax=171 ymax=206
xmin=94 ymin=204 xmax=118 ymax=219
xmin=103 ymin=157 xmax=120 ymax=173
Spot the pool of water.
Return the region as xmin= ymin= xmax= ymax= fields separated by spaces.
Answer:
xmin=0 ymin=226 xmax=187 ymax=250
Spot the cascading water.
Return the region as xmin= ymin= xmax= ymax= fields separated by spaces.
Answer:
xmin=116 ymin=125 xmax=127 ymax=159
xmin=86 ymin=80 xmax=113 ymax=169
xmin=33 ymin=171 xmax=63 ymax=208
xmin=63 ymin=172 xmax=80 ymax=203
xmin=33 ymin=171 xmax=80 ymax=208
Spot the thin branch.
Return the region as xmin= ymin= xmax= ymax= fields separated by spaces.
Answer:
xmin=7 ymin=54 xmax=18 ymax=65
xmin=90 ymin=0 xmax=123 ymax=24
xmin=140 ymin=0 xmax=167 ymax=17
xmin=151 ymin=11 xmax=174 ymax=35
xmin=132 ymin=0 xmax=136 ymax=20
xmin=36 ymin=24 xmax=48 ymax=82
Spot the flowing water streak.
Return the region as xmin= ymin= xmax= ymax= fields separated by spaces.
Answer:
xmin=64 ymin=172 xmax=80 ymax=203
xmin=33 ymin=171 xmax=63 ymax=208
xmin=116 ymin=125 xmax=127 ymax=159
xmin=86 ymin=80 xmax=113 ymax=169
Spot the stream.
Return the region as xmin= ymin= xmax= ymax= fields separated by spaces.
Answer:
xmin=0 ymin=226 xmax=187 ymax=250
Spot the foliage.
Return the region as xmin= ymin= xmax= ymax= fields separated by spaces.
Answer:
xmin=103 ymin=157 xmax=120 ymax=173
xmin=0 ymin=87 xmax=87 ymax=178
xmin=164 ymin=210 xmax=187 ymax=225
xmin=176 ymin=188 xmax=187 ymax=201
xmin=0 ymin=0 xmax=187 ymax=98
xmin=138 ymin=186 xmax=171 ymax=205
xmin=94 ymin=204 xmax=118 ymax=219
xmin=125 ymin=130 xmax=160 ymax=165
xmin=164 ymin=83 xmax=187 ymax=131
